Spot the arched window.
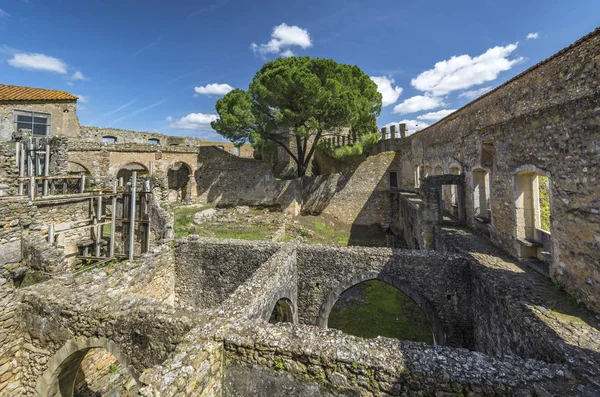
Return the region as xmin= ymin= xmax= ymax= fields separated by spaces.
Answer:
xmin=424 ymin=165 xmax=431 ymax=178
xmin=434 ymin=165 xmax=443 ymax=175
xmin=102 ymin=136 xmax=117 ymax=144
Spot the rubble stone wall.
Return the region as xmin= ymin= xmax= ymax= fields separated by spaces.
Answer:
xmin=173 ymin=237 xmax=281 ymax=309
xmin=370 ymin=28 xmax=600 ymax=312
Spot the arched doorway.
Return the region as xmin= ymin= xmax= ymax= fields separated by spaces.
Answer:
xmin=327 ymin=279 xmax=433 ymax=344
xmin=317 ymin=274 xmax=445 ymax=345
xmin=116 ymin=162 xmax=149 ymax=185
xmin=36 ymin=337 xmax=140 ymax=397
xmin=269 ymin=298 xmax=294 ymax=323
xmin=167 ymin=162 xmax=192 ymax=202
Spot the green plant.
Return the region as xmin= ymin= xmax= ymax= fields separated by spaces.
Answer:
xmin=351 ymin=361 xmax=358 ymax=370
xmin=194 ymin=380 xmax=201 ymax=390
xmin=108 ymin=363 xmax=118 ymax=374
xmin=273 ymin=358 xmax=284 ymax=371
xmin=555 ymin=282 xmax=566 ymax=292
xmin=211 ymin=57 xmax=382 ymax=177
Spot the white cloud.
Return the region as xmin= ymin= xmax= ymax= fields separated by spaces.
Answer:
xmin=170 ymin=113 xmax=217 ymax=130
xmin=458 ymin=86 xmax=493 ymax=99
xmin=251 ymin=23 xmax=312 ymax=56
xmin=194 ymin=83 xmax=234 ymax=96
xmin=411 ymin=43 xmax=522 ymax=96
xmin=73 ymin=94 xmax=88 ymax=103
xmin=392 ymin=95 xmax=444 ymax=114
xmin=8 ymin=53 xmax=68 ymax=74
xmin=416 ymin=109 xmax=457 ymax=121
xmin=0 ymin=8 xmax=10 ymax=18
xmin=281 ymin=49 xmax=295 ymax=58
xmin=527 ymin=32 xmax=539 ymax=40
xmin=384 ymin=119 xmax=430 ymax=135
xmin=165 ymin=116 xmax=174 ymax=122
xmin=370 ymin=76 xmax=403 ymax=107
xmin=71 ymin=71 xmax=86 ymax=81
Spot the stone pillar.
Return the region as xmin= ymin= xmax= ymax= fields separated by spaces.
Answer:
xmin=336 ymin=136 xmax=341 ymax=146
xmin=341 ymin=135 xmax=346 ymax=146
xmin=390 ymin=125 xmax=397 ymax=139
xmin=381 ymin=127 xmax=388 ymax=140
xmin=399 ymin=123 xmax=408 ymax=138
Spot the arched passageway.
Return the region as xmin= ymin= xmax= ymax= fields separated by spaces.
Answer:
xmin=167 ymin=162 xmax=192 ymax=202
xmin=36 ymin=337 xmax=140 ymax=397
xmin=116 ymin=162 xmax=149 ymax=185
xmin=327 ymin=279 xmax=434 ymax=344
xmin=269 ymin=298 xmax=294 ymax=324
xmin=317 ymin=274 xmax=446 ymax=345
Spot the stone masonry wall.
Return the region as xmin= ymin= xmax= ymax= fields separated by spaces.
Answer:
xmin=369 ymin=28 xmax=600 ymax=312
xmin=196 ymin=146 xmax=300 ymax=211
xmin=222 ymin=321 xmax=574 ymax=397
xmin=173 ymin=237 xmax=280 ymax=309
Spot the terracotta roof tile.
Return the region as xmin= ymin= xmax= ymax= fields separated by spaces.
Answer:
xmin=0 ymin=84 xmax=78 ymax=102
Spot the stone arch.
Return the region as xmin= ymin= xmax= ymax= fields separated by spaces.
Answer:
xmin=35 ymin=336 xmax=140 ymax=397
xmin=434 ymin=164 xmax=443 ymax=175
xmin=67 ymin=161 xmax=91 ymax=176
xmin=116 ymin=162 xmax=149 ymax=184
xmin=316 ymin=271 xmax=446 ymax=345
xmin=167 ymin=161 xmax=193 ymax=202
xmin=265 ymin=288 xmax=298 ymax=324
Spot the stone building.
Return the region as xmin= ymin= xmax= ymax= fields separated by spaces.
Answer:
xmin=0 ymin=84 xmax=81 ymax=141
xmin=0 ymin=28 xmax=598 ymax=397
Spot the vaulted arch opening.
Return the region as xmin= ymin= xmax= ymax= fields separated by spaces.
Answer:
xmin=269 ymin=298 xmax=294 ymax=324
xmin=326 ymin=279 xmax=434 ymax=344
xmin=36 ymin=338 xmax=140 ymax=397
xmin=116 ymin=162 xmax=149 ymax=185
xmin=167 ymin=162 xmax=192 ymax=202
xmin=317 ymin=275 xmax=445 ymax=345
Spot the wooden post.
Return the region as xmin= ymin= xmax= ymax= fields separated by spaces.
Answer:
xmin=109 ymin=181 xmax=117 ymax=258
xmin=128 ymin=171 xmax=137 ymax=260
xmin=43 ymin=144 xmax=50 ymax=195
xmin=95 ymin=190 xmax=102 ymax=257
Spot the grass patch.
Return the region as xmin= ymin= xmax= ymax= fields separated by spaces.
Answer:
xmin=173 ymin=206 xmax=208 ymax=238
xmin=328 ymin=280 xmax=434 ymax=344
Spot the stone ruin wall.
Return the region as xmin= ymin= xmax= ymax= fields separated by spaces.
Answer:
xmin=1 ymin=236 xmax=599 ymax=395
xmin=370 ymin=28 xmax=600 ymax=312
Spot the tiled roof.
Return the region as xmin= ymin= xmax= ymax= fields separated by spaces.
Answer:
xmin=0 ymin=84 xmax=78 ymax=102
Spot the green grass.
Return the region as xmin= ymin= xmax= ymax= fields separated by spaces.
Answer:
xmin=173 ymin=206 xmax=207 ymax=238
xmin=538 ymin=176 xmax=551 ymax=231
xmin=328 ymin=280 xmax=434 ymax=344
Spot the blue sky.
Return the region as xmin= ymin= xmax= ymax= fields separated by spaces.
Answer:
xmin=0 ymin=0 xmax=598 ymax=141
